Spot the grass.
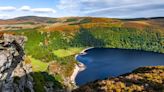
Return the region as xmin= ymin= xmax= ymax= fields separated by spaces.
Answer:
xmin=53 ymin=47 xmax=83 ymax=58
xmin=29 ymin=56 xmax=49 ymax=72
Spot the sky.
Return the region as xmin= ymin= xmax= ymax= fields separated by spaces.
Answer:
xmin=0 ymin=0 xmax=164 ymax=19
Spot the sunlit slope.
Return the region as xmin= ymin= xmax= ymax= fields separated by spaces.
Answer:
xmin=73 ymin=66 xmax=164 ymax=92
xmin=44 ymin=17 xmax=164 ymax=33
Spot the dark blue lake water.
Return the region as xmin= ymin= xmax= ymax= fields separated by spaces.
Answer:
xmin=75 ymin=48 xmax=164 ymax=86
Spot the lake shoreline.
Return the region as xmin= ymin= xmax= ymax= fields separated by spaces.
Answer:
xmin=70 ymin=47 xmax=93 ymax=86
xmin=70 ymin=55 xmax=86 ymax=86
xmin=70 ymin=62 xmax=86 ymax=84
xmin=79 ymin=47 xmax=94 ymax=55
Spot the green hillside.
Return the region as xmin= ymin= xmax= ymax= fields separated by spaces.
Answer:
xmin=3 ymin=17 xmax=164 ymax=91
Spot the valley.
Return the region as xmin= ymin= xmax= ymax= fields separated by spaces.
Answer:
xmin=0 ymin=16 xmax=164 ymax=92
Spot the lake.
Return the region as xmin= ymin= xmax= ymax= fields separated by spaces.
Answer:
xmin=75 ymin=48 xmax=164 ymax=86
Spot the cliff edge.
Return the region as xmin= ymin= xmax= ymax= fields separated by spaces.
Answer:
xmin=0 ymin=34 xmax=34 ymax=92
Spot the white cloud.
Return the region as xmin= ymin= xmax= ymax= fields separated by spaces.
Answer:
xmin=56 ymin=0 xmax=81 ymax=16
xmin=57 ymin=0 xmax=79 ymax=9
xmin=36 ymin=14 xmax=49 ymax=17
xmin=0 ymin=6 xmax=16 ymax=11
xmin=31 ymin=8 xmax=56 ymax=13
xmin=20 ymin=6 xmax=31 ymax=11
xmin=0 ymin=14 xmax=10 ymax=19
xmin=0 ymin=6 xmax=55 ymax=13
xmin=0 ymin=5 xmax=57 ymax=19
xmin=19 ymin=6 xmax=56 ymax=13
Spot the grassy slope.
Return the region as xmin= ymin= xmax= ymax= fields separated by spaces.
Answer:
xmin=29 ymin=56 xmax=49 ymax=72
xmin=53 ymin=48 xmax=83 ymax=58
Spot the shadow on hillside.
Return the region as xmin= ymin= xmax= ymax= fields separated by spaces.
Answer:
xmin=30 ymin=72 xmax=63 ymax=92
xmin=72 ymin=28 xmax=105 ymax=47
xmin=13 ymin=72 xmax=63 ymax=92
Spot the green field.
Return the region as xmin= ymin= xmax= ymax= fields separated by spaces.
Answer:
xmin=53 ymin=48 xmax=83 ymax=58
xmin=29 ymin=56 xmax=49 ymax=72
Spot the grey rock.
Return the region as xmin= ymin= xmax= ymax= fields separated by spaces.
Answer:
xmin=0 ymin=34 xmax=34 ymax=92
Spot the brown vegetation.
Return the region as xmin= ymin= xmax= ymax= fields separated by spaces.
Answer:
xmin=73 ymin=66 xmax=164 ymax=92
xmin=45 ymin=24 xmax=80 ymax=32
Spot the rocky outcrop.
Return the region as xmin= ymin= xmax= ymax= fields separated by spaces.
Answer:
xmin=0 ymin=34 xmax=34 ymax=92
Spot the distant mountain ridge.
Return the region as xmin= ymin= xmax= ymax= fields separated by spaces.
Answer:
xmin=0 ymin=16 xmax=57 ymax=25
xmin=0 ymin=16 xmax=164 ymax=25
xmin=121 ymin=17 xmax=164 ymax=21
xmin=1 ymin=16 xmax=164 ymax=34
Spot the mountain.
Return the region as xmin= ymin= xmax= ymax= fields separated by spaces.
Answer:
xmin=0 ymin=16 xmax=58 ymax=25
xmin=0 ymin=16 xmax=59 ymax=31
xmin=41 ymin=16 xmax=164 ymax=32
xmin=1 ymin=16 xmax=164 ymax=31
xmin=1 ymin=16 xmax=164 ymax=25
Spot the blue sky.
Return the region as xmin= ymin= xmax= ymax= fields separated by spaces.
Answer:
xmin=0 ymin=0 xmax=164 ymax=19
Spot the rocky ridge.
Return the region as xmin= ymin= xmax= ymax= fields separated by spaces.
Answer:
xmin=0 ymin=34 xmax=34 ymax=92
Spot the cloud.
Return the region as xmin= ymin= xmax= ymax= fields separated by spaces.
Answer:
xmin=84 ymin=3 xmax=164 ymax=14
xmin=0 ymin=6 xmax=16 ymax=11
xmin=0 ymin=5 xmax=56 ymax=19
xmin=0 ymin=14 xmax=10 ymax=19
xmin=57 ymin=0 xmax=164 ymax=17
xmin=0 ymin=5 xmax=56 ymax=14
xmin=1 ymin=0 xmax=164 ymax=18
xmin=57 ymin=0 xmax=79 ymax=9
xmin=36 ymin=14 xmax=49 ymax=17
xmin=20 ymin=6 xmax=31 ymax=11
xmin=82 ymin=2 xmax=164 ymax=18
xmin=19 ymin=6 xmax=56 ymax=13
xmin=31 ymin=8 xmax=56 ymax=13
xmin=57 ymin=0 xmax=83 ymax=16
